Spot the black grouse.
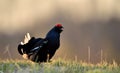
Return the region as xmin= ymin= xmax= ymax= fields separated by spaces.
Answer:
xmin=18 ymin=24 xmax=63 ymax=62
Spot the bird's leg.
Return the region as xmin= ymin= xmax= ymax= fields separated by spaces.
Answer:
xmin=47 ymin=54 xmax=50 ymax=62
xmin=38 ymin=62 xmax=42 ymax=65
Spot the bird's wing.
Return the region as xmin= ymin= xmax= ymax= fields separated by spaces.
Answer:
xmin=30 ymin=39 xmax=48 ymax=53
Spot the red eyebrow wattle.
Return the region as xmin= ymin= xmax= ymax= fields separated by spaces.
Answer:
xmin=55 ymin=24 xmax=62 ymax=27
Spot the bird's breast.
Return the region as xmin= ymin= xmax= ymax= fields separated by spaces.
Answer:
xmin=47 ymin=37 xmax=60 ymax=49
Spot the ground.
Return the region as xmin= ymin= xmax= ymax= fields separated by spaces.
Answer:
xmin=0 ymin=59 xmax=120 ymax=73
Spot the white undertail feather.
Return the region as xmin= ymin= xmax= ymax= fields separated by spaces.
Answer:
xmin=21 ymin=33 xmax=31 ymax=45
xmin=20 ymin=42 xmax=24 ymax=45
xmin=26 ymin=33 xmax=31 ymax=40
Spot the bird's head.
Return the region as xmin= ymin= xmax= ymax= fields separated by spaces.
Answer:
xmin=55 ymin=24 xmax=64 ymax=33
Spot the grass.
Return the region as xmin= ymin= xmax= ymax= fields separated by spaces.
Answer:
xmin=0 ymin=59 xmax=120 ymax=73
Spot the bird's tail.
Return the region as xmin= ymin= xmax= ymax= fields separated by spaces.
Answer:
xmin=21 ymin=33 xmax=31 ymax=45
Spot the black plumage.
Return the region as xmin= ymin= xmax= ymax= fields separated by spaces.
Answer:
xmin=18 ymin=24 xmax=63 ymax=62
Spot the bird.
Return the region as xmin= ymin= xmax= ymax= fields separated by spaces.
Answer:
xmin=18 ymin=24 xmax=63 ymax=62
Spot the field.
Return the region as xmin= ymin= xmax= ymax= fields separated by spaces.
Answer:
xmin=0 ymin=59 xmax=120 ymax=73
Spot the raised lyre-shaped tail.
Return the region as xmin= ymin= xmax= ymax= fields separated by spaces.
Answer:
xmin=18 ymin=33 xmax=31 ymax=55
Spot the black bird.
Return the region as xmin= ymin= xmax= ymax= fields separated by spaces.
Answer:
xmin=18 ymin=24 xmax=63 ymax=62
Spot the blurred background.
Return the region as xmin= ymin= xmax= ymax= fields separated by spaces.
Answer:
xmin=0 ymin=0 xmax=120 ymax=63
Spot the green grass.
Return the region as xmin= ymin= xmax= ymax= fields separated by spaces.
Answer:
xmin=0 ymin=59 xmax=120 ymax=73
